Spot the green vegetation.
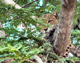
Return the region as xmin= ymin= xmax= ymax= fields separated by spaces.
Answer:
xmin=0 ymin=0 xmax=80 ymax=63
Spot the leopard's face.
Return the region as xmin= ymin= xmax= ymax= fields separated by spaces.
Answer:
xmin=47 ymin=14 xmax=58 ymax=26
xmin=40 ymin=13 xmax=58 ymax=31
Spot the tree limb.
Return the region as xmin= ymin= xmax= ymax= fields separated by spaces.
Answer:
xmin=22 ymin=0 xmax=37 ymax=8
xmin=2 ymin=0 xmax=21 ymax=9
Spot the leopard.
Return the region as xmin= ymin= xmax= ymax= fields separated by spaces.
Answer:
xmin=40 ymin=12 xmax=58 ymax=41
xmin=40 ymin=12 xmax=58 ymax=31
xmin=40 ymin=11 xmax=72 ymax=58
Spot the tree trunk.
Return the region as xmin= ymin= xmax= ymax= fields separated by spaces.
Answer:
xmin=53 ymin=0 xmax=77 ymax=57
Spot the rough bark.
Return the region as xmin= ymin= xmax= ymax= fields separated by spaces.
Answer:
xmin=53 ymin=0 xmax=77 ymax=56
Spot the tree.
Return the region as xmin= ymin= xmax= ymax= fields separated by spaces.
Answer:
xmin=51 ymin=0 xmax=80 ymax=58
xmin=52 ymin=0 xmax=77 ymax=57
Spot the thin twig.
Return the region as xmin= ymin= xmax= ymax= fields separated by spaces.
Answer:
xmin=22 ymin=0 xmax=37 ymax=8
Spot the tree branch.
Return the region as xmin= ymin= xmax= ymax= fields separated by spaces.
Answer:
xmin=22 ymin=0 xmax=37 ymax=8
xmin=2 ymin=0 xmax=21 ymax=9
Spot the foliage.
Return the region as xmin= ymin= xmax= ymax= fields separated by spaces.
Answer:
xmin=71 ymin=30 xmax=80 ymax=46
xmin=0 ymin=0 xmax=80 ymax=63
xmin=0 ymin=2 xmax=45 ymax=63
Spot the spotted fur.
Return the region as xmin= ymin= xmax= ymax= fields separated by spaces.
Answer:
xmin=41 ymin=12 xmax=72 ymax=58
xmin=63 ymin=41 xmax=72 ymax=58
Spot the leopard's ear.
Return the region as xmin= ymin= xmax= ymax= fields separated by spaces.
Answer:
xmin=53 ymin=11 xmax=58 ymax=19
